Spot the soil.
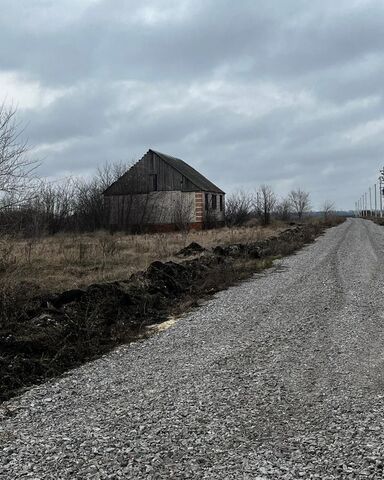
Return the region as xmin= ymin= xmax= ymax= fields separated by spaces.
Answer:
xmin=0 ymin=220 xmax=342 ymax=402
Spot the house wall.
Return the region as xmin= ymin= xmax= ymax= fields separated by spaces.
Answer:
xmin=104 ymin=190 xmax=226 ymax=230
xmin=203 ymin=191 xmax=226 ymax=223
xmin=105 ymin=151 xmax=198 ymax=195
xmin=105 ymin=191 xmax=199 ymax=230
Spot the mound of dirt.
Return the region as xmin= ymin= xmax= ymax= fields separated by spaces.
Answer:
xmin=0 ymin=219 xmax=342 ymax=401
xmin=176 ymin=242 xmax=206 ymax=257
xmin=212 ymin=225 xmax=321 ymax=259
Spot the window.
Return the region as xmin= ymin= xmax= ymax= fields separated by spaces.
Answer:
xmin=205 ymin=193 xmax=209 ymax=210
xmin=219 ymin=195 xmax=223 ymax=211
xmin=212 ymin=194 xmax=217 ymax=210
xmin=150 ymin=174 xmax=158 ymax=191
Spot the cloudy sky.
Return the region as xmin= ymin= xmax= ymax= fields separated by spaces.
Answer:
xmin=1 ymin=0 xmax=383 ymax=210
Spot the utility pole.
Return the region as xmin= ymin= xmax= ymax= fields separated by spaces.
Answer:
xmin=380 ymin=171 xmax=384 ymax=217
xmin=365 ymin=192 xmax=368 ymax=217
xmin=369 ymin=187 xmax=372 ymax=216
xmin=375 ymin=184 xmax=377 ymax=217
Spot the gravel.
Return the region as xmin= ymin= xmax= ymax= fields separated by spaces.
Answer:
xmin=2 ymin=218 xmax=384 ymax=479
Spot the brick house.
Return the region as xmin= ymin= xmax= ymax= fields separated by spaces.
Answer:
xmin=103 ymin=149 xmax=225 ymax=231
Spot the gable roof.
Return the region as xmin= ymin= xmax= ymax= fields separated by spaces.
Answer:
xmin=150 ymin=149 xmax=224 ymax=194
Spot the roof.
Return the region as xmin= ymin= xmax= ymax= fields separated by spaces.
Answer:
xmin=150 ymin=150 xmax=224 ymax=194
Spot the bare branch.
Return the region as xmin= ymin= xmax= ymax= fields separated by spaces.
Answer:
xmin=254 ymin=185 xmax=276 ymax=225
xmin=288 ymin=189 xmax=311 ymax=219
xmin=0 ymin=104 xmax=39 ymax=211
xmin=225 ymin=190 xmax=253 ymax=226
xmin=322 ymin=200 xmax=335 ymax=219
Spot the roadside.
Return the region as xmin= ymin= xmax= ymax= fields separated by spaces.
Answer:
xmin=364 ymin=216 xmax=384 ymax=226
xmin=0 ymin=224 xmax=284 ymax=294
xmin=0 ymin=218 xmax=343 ymax=402
xmin=3 ymin=218 xmax=384 ymax=479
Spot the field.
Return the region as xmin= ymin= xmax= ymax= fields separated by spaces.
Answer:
xmin=0 ymin=218 xmax=345 ymax=401
xmin=0 ymin=224 xmax=285 ymax=294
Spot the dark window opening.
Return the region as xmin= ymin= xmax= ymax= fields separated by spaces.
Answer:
xmin=205 ymin=193 xmax=209 ymax=210
xmin=150 ymin=154 xmax=155 ymax=171
xmin=219 ymin=195 xmax=223 ymax=211
xmin=150 ymin=174 xmax=158 ymax=191
xmin=212 ymin=194 xmax=217 ymax=210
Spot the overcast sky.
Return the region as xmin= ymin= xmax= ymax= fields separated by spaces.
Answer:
xmin=1 ymin=0 xmax=384 ymax=209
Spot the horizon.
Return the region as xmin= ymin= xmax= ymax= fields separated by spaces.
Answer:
xmin=1 ymin=1 xmax=384 ymax=210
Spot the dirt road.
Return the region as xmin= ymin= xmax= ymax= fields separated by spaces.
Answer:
xmin=2 ymin=218 xmax=384 ymax=479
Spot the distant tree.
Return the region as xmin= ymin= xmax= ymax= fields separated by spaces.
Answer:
xmin=34 ymin=179 xmax=75 ymax=234
xmin=225 ymin=191 xmax=253 ymax=226
xmin=96 ymin=160 xmax=130 ymax=191
xmin=275 ymin=197 xmax=292 ymax=221
xmin=289 ymin=188 xmax=311 ymax=219
xmin=72 ymin=160 xmax=132 ymax=232
xmin=254 ymin=185 xmax=276 ymax=225
xmin=322 ymin=200 xmax=335 ymax=220
xmin=0 ymin=153 xmax=133 ymax=235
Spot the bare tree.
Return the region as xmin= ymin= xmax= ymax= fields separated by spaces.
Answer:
xmin=0 ymin=104 xmax=38 ymax=210
xmin=322 ymin=200 xmax=335 ymax=220
xmin=34 ymin=179 xmax=75 ymax=234
xmin=254 ymin=185 xmax=276 ymax=225
xmin=0 ymin=154 xmax=133 ymax=235
xmin=225 ymin=191 xmax=253 ymax=226
xmin=275 ymin=197 xmax=292 ymax=221
xmin=96 ymin=159 xmax=133 ymax=192
xmin=289 ymin=188 xmax=311 ymax=219
xmin=73 ymin=160 xmax=132 ymax=232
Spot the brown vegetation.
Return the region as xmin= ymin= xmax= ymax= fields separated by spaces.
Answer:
xmin=366 ymin=216 xmax=384 ymax=226
xmin=0 ymin=224 xmax=286 ymax=294
xmin=0 ymin=217 xmax=345 ymax=402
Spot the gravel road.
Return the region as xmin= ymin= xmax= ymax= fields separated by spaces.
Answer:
xmin=2 ymin=218 xmax=384 ymax=479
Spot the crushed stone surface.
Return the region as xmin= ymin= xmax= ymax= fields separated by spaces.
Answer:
xmin=2 ymin=218 xmax=384 ymax=479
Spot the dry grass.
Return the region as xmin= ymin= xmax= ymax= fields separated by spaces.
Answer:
xmin=0 ymin=218 xmax=344 ymax=402
xmin=0 ymin=224 xmax=285 ymax=294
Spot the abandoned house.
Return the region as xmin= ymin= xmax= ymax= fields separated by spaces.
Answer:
xmin=103 ymin=149 xmax=225 ymax=231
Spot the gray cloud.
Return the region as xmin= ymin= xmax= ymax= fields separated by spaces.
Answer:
xmin=1 ymin=0 xmax=384 ymax=209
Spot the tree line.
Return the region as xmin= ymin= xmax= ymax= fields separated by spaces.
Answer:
xmin=0 ymin=104 xmax=334 ymax=236
xmin=0 ymin=161 xmax=132 ymax=235
xmin=224 ymin=186 xmax=315 ymax=227
xmin=0 ymin=104 xmax=134 ymax=235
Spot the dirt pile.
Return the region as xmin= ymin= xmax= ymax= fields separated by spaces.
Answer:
xmin=213 ymin=225 xmax=316 ymax=258
xmin=176 ymin=242 xmax=206 ymax=257
xmin=0 ymin=220 xmax=341 ymax=401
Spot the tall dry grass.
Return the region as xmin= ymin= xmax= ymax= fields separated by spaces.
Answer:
xmin=0 ymin=224 xmax=285 ymax=294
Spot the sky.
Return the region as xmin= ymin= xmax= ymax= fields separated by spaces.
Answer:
xmin=1 ymin=0 xmax=384 ymax=210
